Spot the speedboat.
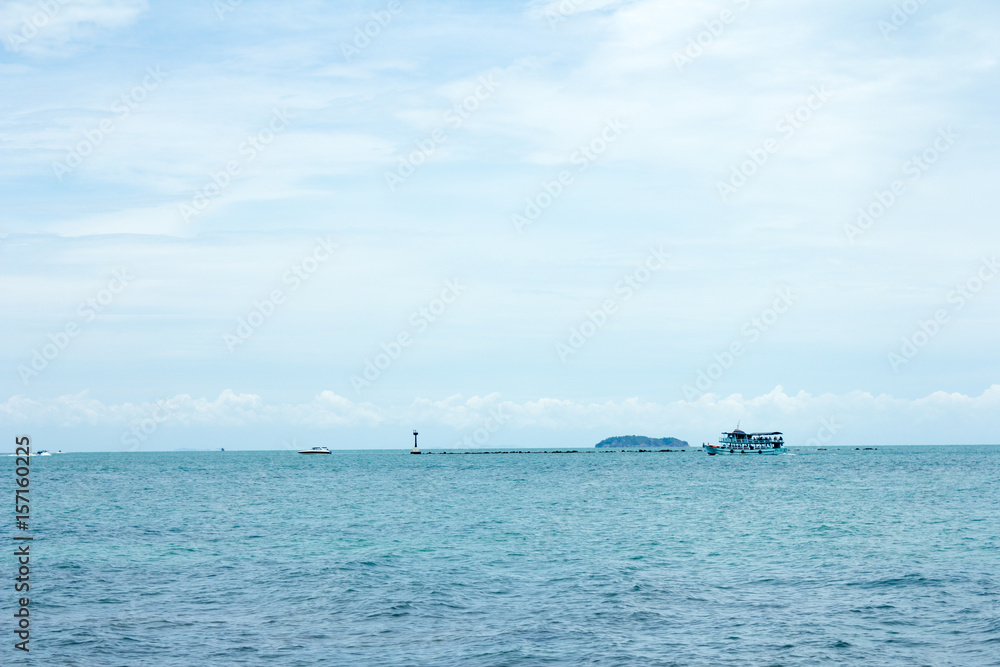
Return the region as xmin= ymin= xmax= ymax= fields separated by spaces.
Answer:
xmin=36 ymin=450 xmax=52 ymax=456
xmin=298 ymin=446 xmax=331 ymax=454
xmin=704 ymin=428 xmax=784 ymax=455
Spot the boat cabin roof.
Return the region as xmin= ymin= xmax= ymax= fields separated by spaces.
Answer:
xmin=722 ymin=431 xmax=782 ymax=436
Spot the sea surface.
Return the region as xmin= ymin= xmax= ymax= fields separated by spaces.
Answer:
xmin=6 ymin=446 xmax=1000 ymax=666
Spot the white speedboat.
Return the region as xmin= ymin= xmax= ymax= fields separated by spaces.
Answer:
xmin=36 ymin=450 xmax=52 ymax=456
xmin=298 ymin=446 xmax=331 ymax=454
xmin=704 ymin=428 xmax=784 ymax=455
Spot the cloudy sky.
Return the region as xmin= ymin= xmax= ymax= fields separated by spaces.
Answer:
xmin=1 ymin=0 xmax=998 ymax=450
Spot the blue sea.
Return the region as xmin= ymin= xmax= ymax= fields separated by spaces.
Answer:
xmin=8 ymin=446 xmax=1000 ymax=666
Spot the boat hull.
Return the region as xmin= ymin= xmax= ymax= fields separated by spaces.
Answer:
xmin=298 ymin=450 xmax=331 ymax=454
xmin=703 ymin=444 xmax=783 ymax=456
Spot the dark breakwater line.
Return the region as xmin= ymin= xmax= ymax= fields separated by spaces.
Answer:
xmin=426 ymin=449 xmax=692 ymax=455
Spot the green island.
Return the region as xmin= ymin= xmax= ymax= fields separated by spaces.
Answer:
xmin=594 ymin=435 xmax=689 ymax=448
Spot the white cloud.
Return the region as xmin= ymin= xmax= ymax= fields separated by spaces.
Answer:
xmin=0 ymin=0 xmax=147 ymax=57
xmin=3 ymin=385 xmax=999 ymax=446
xmin=1 ymin=0 xmax=998 ymax=421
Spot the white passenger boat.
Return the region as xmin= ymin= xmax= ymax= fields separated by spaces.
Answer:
xmin=298 ymin=446 xmax=331 ymax=454
xmin=704 ymin=428 xmax=784 ymax=455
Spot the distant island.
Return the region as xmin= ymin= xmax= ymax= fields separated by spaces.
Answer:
xmin=595 ymin=435 xmax=689 ymax=448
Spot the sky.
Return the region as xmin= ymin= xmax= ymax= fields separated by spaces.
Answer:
xmin=1 ymin=0 xmax=998 ymax=451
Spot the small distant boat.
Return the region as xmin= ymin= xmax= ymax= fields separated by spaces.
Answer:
xmin=36 ymin=450 xmax=52 ymax=456
xmin=704 ymin=427 xmax=784 ymax=455
xmin=298 ymin=446 xmax=331 ymax=454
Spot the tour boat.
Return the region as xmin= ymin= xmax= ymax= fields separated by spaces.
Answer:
xmin=298 ymin=446 xmax=331 ymax=454
xmin=704 ymin=428 xmax=784 ymax=455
